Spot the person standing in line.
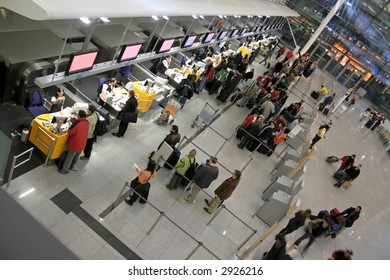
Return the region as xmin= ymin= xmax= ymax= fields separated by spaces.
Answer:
xmin=125 ymin=160 xmax=157 ymax=206
xmin=336 ymin=154 xmax=356 ymax=172
xmin=282 ymin=49 xmax=294 ymax=64
xmin=236 ymin=82 xmax=259 ymax=108
xmin=276 ymin=45 xmax=286 ymax=59
xmin=278 ymin=209 xmax=312 ymax=237
xmin=204 ymin=170 xmax=241 ymax=214
xmin=309 ymin=123 xmax=332 ymax=149
xmin=237 ymin=118 xmax=264 ymax=150
xmin=334 ymin=164 xmax=361 ymax=188
xmin=166 ymin=149 xmax=196 ymax=190
xmin=185 ymin=157 xmax=219 ymax=203
xmin=58 ymin=110 xmax=89 ymax=174
xmin=112 ymin=90 xmax=138 ymax=138
xmin=158 ymin=125 xmax=181 ymax=149
xmin=261 ymin=98 xmax=276 ymax=121
xmin=259 ymin=49 xmax=272 ymax=65
xmin=176 ymin=75 xmax=195 ymax=109
xmin=80 ymin=104 xmax=99 ymax=160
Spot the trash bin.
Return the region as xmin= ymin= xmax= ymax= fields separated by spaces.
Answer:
xmin=21 ymin=128 xmax=29 ymax=142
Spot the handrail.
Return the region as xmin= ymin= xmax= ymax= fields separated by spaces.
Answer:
xmin=6 ymin=147 xmax=34 ymax=189
xmin=36 ymin=127 xmax=56 ymax=166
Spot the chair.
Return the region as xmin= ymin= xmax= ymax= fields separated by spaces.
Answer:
xmin=119 ymin=66 xmax=131 ymax=84
xmin=97 ymin=77 xmax=107 ymax=93
xmin=180 ymin=55 xmax=188 ymax=67
xmin=27 ymin=89 xmax=48 ymax=117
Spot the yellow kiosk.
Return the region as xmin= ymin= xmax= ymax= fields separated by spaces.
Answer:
xmin=133 ymin=81 xmax=156 ymax=113
xmin=29 ymin=113 xmax=69 ymax=160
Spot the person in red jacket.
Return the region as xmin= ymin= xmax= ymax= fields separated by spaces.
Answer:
xmin=283 ymin=49 xmax=294 ymax=63
xmin=276 ymin=45 xmax=286 ymax=59
xmin=337 ymin=154 xmax=356 ymax=172
xmin=59 ymin=110 xmax=89 ymax=174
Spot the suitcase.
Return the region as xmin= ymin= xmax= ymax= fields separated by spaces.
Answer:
xmin=164 ymin=148 xmax=181 ymax=169
xmin=323 ymin=108 xmax=329 ymax=115
xmin=330 ymin=208 xmax=340 ymax=217
xmin=311 ymin=90 xmax=320 ymax=100
xmin=326 ymin=156 xmax=339 ymax=163
xmin=318 ymin=103 xmax=326 ymax=111
xmin=333 ymin=170 xmax=347 ymax=181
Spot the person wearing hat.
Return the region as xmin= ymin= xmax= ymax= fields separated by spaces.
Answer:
xmin=185 ymin=157 xmax=219 ymax=203
xmin=80 ymin=104 xmax=99 ymax=160
xmin=331 ymin=249 xmax=353 ymax=260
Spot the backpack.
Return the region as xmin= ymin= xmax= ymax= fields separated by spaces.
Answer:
xmin=93 ymin=113 xmax=108 ymax=137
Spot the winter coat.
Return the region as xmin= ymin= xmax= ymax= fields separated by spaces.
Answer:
xmin=214 ymin=177 xmax=240 ymax=200
xmin=345 ymin=166 xmax=360 ymax=180
xmin=262 ymin=101 xmax=275 ymax=119
xmin=176 ymin=78 xmax=194 ymax=99
xmin=193 ymin=164 xmax=219 ymax=189
xmin=163 ymin=132 xmax=181 ymax=148
xmin=341 ymin=207 xmax=360 ymax=227
xmin=86 ymin=112 xmax=99 ymax=139
xmin=67 ymin=118 xmax=89 ymax=152
xmin=284 ymin=211 xmax=307 ymax=231
xmin=175 ymin=156 xmax=196 ymax=176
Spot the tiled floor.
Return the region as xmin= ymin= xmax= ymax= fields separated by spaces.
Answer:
xmin=4 ymin=55 xmax=390 ymax=260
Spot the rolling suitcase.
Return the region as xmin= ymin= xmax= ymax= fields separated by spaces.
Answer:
xmin=311 ymin=90 xmax=320 ymax=100
xmin=326 ymin=156 xmax=339 ymax=163
xmin=164 ymin=148 xmax=181 ymax=169
xmin=333 ymin=170 xmax=347 ymax=181
xmin=323 ymin=108 xmax=330 ymax=115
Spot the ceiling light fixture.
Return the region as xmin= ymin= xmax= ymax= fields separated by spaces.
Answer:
xmin=162 ymin=15 xmax=169 ymax=20
xmin=80 ymin=17 xmax=91 ymax=24
xmin=218 ymin=15 xmax=223 ymax=18
xmin=199 ymin=15 xmax=204 ymax=19
xmin=192 ymin=15 xmax=198 ymax=19
xmin=151 ymin=15 xmax=159 ymax=21
xmin=223 ymin=15 xmax=227 ymax=18
xmin=100 ymin=17 xmax=110 ymax=23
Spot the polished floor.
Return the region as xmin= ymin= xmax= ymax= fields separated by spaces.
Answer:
xmin=4 ymin=55 xmax=390 ymax=260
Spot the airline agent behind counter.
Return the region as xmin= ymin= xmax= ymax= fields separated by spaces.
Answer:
xmin=98 ymin=77 xmax=117 ymax=106
xmin=51 ymin=88 xmax=66 ymax=113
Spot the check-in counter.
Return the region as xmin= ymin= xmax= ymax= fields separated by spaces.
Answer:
xmin=28 ymin=107 xmax=76 ymax=161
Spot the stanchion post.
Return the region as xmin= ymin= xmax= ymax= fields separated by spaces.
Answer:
xmin=147 ymin=211 xmax=165 ymax=235
xmin=206 ymin=204 xmax=225 ymax=226
xmin=186 ymin=242 xmax=203 ymax=260
xmin=113 ymin=182 xmax=130 ymax=208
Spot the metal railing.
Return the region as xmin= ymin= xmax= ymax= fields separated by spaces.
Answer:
xmin=36 ymin=127 xmax=55 ymax=166
xmin=6 ymin=147 xmax=34 ymax=189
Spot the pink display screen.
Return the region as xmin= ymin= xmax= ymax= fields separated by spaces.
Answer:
xmin=182 ymin=35 xmax=197 ymax=48
xmin=203 ymin=33 xmax=215 ymax=43
xmin=231 ymin=29 xmax=239 ymax=37
xmin=66 ymin=51 xmax=98 ymax=75
xmin=217 ymin=31 xmax=228 ymax=40
xmin=240 ymin=29 xmax=247 ymax=35
xmin=117 ymin=44 xmax=143 ymax=62
xmin=158 ymin=39 xmax=175 ymax=53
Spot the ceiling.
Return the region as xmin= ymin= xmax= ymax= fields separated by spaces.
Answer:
xmin=0 ymin=0 xmax=298 ymax=20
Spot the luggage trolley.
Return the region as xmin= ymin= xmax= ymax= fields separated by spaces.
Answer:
xmin=157 ymin=98 xmax=181 ymax=125
xmin=191 ymin=102 xmax=219 ymax=128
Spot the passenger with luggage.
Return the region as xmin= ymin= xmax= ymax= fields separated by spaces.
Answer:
xmin=175 ymin=75 xmax=195 ymax=109
xmin=166 ymin=149 xmax=197 ymax=190
xmin=336 ymin=154 xmax=356 ymax=172
xmin=236 ymin=82 xmax=259 ymax=108
xmin=159 ymin=125 xmax=181 ymax=149
xmin=334 ymin=164 xmax=362 ymax=188
xmin=293 ymin=218 xmax=330 ymax=255
xmin=236 ymin=112 xmax=261 ymax=140
xmin=340 ymin=206 xmax=362 ymax=228
xmin=185 ymin=157 xmax=219 ymax=203
xmin=318 ymin=93 xmax=335 ymax=113
xmin=263 ymin=234 xmax=287 ymax=260
xmin=125 ymin=160 xmax=157 ymax=206
xmin=237 ymin=118 xmax=265 ymax=150
xmin=204 ymin=170 xmax=241 ymax=214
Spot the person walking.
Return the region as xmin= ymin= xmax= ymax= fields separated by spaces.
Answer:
xmin=340 ymin=206 xmax=362 ymax=228
xmin=166 ymin=149 xmax=196 ymax=190
xmin=276 ymin=45 xmax=286 ymax=59
xmin=330 ymin=249 xmax=353 ymax=260
xmin=259 ymin=49 xmax=272 ymax=65
xmin=185 ymin=157 xmax=219 ymax=203
xmin=309 ymin=123 xmax=332 ymax=149
xmin=204 ymin=170 xmax=241 ymax=214
xmin=334 ymin=164 xmax=361 ymax=188
xmin=125 ymin=160 xmax=157 ymax=206
xmin=293 ymin=218 xmax=329 ymax=255
xmin=112 ymin=90 xmax=138 ymax=138
xmin=336 ymin=154 xmax=356 ymax=172
xmin=58 ymin=110 xmax=89 ymax=174
xmin=80 ymin=104 xmax=99 ymax=160
xmin=263 ymin=234 xmax=287 ymax=260
xmin=278 ymin=209 xmax=312 ymax=237
xmin=176 ymin=75 xmax=195 ymax=108
xmin=318 ymin=93 xmax=336 ymax=112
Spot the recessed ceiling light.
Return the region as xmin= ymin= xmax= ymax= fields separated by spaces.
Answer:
xmin=199 ymin=15 xmax=204 ymax=19
xmin=192 ymin=15 xmax=198 ymax=19
xmin=100 ymin=17 xmax=110 ymax=23
xmin=162 ymin=15 xmax=169 ymax=20
xmin=151 ymin=15 xmax=159 ymax=21
xmin=218 ymin=15 xmax=223 ymax=18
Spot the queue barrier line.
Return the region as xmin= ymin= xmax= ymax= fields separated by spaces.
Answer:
xmin=99 ymin=181 xmax=220 ymax=260
xmin=6 ymin=147 xmax=34 ymax=189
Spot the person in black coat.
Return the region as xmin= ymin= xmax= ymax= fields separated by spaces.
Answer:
xmin=263 ymin=234 xmax=287 ymax=260
xmin=250 ymin=122 xmax=275 ymax=153
xmin=341 ymin=206 xmax=362 ymax=228
xmin=334 ymin=164 xmax=361 ymax=187
xmin=237 ymin=118 xmax=264 ymax=149
xmin=113 ymin=90 xmax=138 ymax=138
xmin=278 ymin=209 xmax=312 ymax=236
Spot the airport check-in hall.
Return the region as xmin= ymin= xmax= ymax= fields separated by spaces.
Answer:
xmin=0 ymin=0 xmax=389 ymax=260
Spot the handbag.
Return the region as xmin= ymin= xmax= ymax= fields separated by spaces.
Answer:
xmin=119 ymin=111 xmax=138 ymax=123
xmin=341 ymin=180 xmax=352 ymax=189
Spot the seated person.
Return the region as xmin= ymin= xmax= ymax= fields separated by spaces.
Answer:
xmin=185 ymin=53 xmax=197 ymax=69
xmin=51 ymin=88 xmax=66 ymax=113
xmin=98 ymin=78 xmax=117 ymax=105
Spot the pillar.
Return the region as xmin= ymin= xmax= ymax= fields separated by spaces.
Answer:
xmin=300 ymin=0 xmax=345 ymax=54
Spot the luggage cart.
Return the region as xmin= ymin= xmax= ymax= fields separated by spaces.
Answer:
xmin=191 ymin=102 xmax=219 ymax=128
xmin=164 ymin=98 xmax=182 ymax=125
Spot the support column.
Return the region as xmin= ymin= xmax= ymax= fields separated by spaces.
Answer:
xmin=301 ymin=0 xmax=345 ymax=54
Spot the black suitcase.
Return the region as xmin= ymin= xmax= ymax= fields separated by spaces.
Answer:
xmin=333 ymin=170 xmax=347 ymax=181
xmin=326 ymin=156 xmax=339 ymax=163
xmin=311 ymin=90 xmax=320 ymax=100
xmin=323 ymin=108 xmax=329 ymax=115
xmin=164 ymin=148 xmax=181 ymax=169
